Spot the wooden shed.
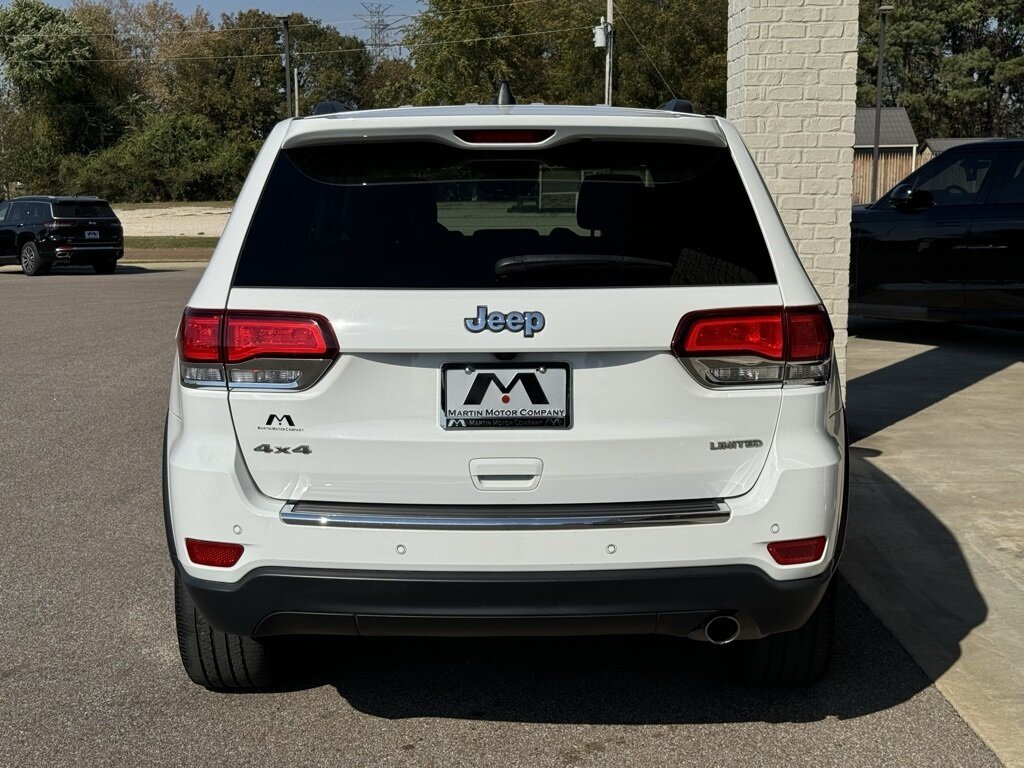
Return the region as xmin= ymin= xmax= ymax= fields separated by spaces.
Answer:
xmin=853 ymin=107 xmax=919 ymax=204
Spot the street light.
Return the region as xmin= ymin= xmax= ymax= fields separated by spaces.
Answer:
xmin=871 ymin=4 xmax=895 ymax=203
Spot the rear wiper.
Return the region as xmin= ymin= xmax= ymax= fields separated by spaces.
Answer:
xmin=494 ymin=253 xmax=674 ymax=275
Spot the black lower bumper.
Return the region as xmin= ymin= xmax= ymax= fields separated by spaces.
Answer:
xmin=179 ymin=561 xmax=836 ymax=641
xmin=47 ymin=246 xmax=123 ymax=264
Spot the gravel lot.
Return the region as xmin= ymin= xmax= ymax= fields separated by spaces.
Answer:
xmin=113 ymin=205 xmax=231 ymax=238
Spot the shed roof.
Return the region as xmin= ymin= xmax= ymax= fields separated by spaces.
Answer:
xmin=854 ymin=107 xmax=918 ymax=148
xmin=922 ymin=137 xmax=993 ymax=155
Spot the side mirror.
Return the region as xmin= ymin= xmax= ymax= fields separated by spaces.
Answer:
xmin=889 ymin=184 xmax=932 ymax=211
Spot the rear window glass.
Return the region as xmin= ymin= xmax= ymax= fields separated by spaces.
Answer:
xmin=53 ymin=201 xmax=115 ymax=218
xmin=234 ymin=141 xmax=775 ymax=289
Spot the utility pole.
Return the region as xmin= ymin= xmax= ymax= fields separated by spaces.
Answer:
xmin=593 ymin=4 xmax=613 ymax=105
xmin=278 ymin=16 xmax=293 ymax=118
xmin=871 ymin=4 xmax=894 ymax=203
xmin=604 ymin=0 xmax=614 ymax=105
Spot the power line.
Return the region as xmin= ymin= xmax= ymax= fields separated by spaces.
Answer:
xmin=613 ymin=2 xmax=678 ymax=100
xmin=23 ymin=24 xmax=593 ymax=65
xmin=16 ymin=0 xmax=553 ymax=41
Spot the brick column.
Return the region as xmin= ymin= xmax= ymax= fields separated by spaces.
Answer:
xmin=727 ymin=0 xmax=858 ymax=386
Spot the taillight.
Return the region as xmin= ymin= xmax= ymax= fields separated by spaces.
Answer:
xmin=225 ymin=314 xmax=333 ymax=362
xmin=180 ymin=310 xmax=222 ymax=362
xmin=672 ymin=306 xmax=833 ymax=387
xmin=185 ymin=538 xmax=244 ymax=567
xmin=675 ymin=311 xmax=784 ymax=360
xmin=767 ymin=536 xmax=827 ymax=565
xmin=177 ymin=308 xmax=338 ymax=390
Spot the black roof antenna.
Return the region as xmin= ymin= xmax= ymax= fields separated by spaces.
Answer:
xmin=312 ymin=100 xmax=351 ymax=115
xmin=494 ymin=80 xmax=516 ymax=106
xmin=659 ymin=98 xmax=695 ymax=114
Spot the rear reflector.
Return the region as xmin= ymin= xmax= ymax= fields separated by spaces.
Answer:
xmin=767 ymin=536 xmax=827 ymax=565
xmin=185 ymin=538 xmax=244 ymax=567
xmin=454 ymin=129 xmax=555 ymax=144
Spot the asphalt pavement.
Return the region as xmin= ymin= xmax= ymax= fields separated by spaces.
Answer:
xmin=0 ymin=264 xmax=1003 ymax=767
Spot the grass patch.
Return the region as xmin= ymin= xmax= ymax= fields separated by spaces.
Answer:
xmin=124 ymin=235 xmax=219 ymax=249
xmin=113 ymin=200 xmax=234 ymax=211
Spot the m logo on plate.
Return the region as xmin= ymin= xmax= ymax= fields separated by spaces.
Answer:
xmin=463 ymin=373 xmax=549 ymax=406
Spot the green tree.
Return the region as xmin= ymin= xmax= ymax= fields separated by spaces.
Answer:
xmin=859 ymin=0 xmax=1024 ymax=138
xmin=61 ymin=111 xmax=252 ymax=200
xmin=405 ymin=0 xmax=554 ymax=105
xmin=292 ymin=20 xmax=371 ymax=113
xmin=359 ymin=57 xmax=419 ymax=109
xmin=404 ymin=0 xmax=725 ymax=113
xmin=0 ymin=0 xmax=118 ymax=156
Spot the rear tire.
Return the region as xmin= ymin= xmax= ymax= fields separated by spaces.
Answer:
xmin=735 ymin=579 xmax=836 ymax=687
xmin=174 ymin=571 xmax=276 ymax=690
xmin=20 ymin=242 xmax=49 ymax=276
xmin=93 ymin=259 xmax=116 ymax=274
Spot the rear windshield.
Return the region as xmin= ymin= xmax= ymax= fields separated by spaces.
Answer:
xmin=53 ymin=201 xmax=116 ymax=218
xmin=234 ymin=141 xmax=775 ymax=289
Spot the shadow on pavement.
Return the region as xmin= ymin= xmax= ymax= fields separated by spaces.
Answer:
xmin=847 ymin=317 xmax=1024 ymax=441
xmin=274 ymin=579 xmax=935 ymax=723
xmin=0 ymin=265 xmax=177 ymax=276
xmin=843 ymin=447 xmax=988 ymax=681
xmin=841 ymin=318 xmax=1002 ymax=683
xmin=251 ymin=319 xmax=989 ymax=725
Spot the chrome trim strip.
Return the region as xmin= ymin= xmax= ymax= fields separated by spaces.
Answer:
xmin=55 ymin=245 xmax=122 ymax=252
xmin=280 ymin=499 xmax=730 ymax=530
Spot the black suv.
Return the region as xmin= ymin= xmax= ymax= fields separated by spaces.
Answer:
xmin=851 ymin=139 xmax=1024 ymax=326
xmin=0 ymin=196 xmax=124 ymax=275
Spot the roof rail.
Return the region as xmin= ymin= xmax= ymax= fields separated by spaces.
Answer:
xmin=659 ymin=98 xmax=696 ymax=114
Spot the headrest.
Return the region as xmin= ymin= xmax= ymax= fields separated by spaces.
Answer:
xmin=343 ymin=183 xmax=438 ymax=240
xmin=576 ymin=174 xmax=644 ymax=232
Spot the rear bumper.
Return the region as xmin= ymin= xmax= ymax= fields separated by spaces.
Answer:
xmin=49 ymin=244 xmax=123 ymax=263
xmin=178 ymin=560 xmax=837 ymax=640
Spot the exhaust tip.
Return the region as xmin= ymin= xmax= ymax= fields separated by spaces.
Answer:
xmin=704 ymin=614 xmax=741 ymax=645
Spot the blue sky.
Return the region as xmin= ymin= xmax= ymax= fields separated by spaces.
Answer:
xmin=52 ymin=0 xmax=423 ymax=37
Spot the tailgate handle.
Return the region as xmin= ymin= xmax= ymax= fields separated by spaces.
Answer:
xmin=470 ymin=458 xmax=543 ymax=491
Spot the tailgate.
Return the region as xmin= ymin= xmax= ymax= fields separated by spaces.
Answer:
xmin=226 ymin=287 xmax=783 ymax=505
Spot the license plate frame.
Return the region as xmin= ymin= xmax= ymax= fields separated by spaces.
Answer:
xmin=441 ymin=362 xmax=571 ymax=430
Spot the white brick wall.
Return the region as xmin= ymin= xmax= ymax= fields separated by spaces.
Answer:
xmin=727 ymin=0 xmax=858 ymax=387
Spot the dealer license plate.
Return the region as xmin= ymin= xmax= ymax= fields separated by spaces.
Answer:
xmin=442 ymin=363 xmax=571 ymax=430
xmin=85 ymin=230 xmax=100 ymax=239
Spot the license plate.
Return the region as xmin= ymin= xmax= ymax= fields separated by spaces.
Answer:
xmin=442 ymin=363 xmax=571 ymax=429
xmin=85 ymin=230 xmax=99 ymax=239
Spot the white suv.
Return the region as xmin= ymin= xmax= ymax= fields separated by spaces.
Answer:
xmin=165 ymin=103 xmax=847 ymax=690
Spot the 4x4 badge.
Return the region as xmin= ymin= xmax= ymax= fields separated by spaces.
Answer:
xmin=465 ymin=306 xmax=545 ymax=337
